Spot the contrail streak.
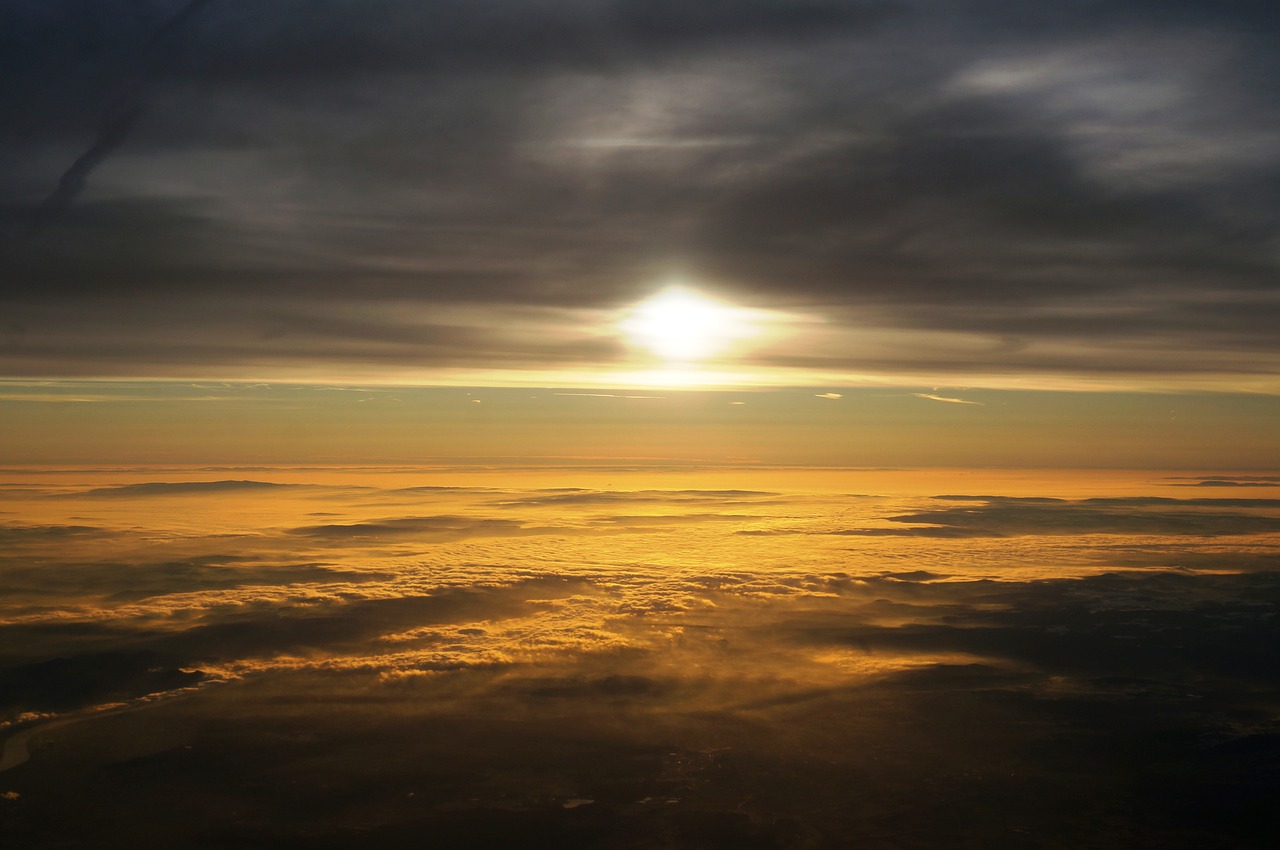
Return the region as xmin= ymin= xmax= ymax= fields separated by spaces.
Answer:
xmin=36 ymin=0 xmax=215 ymax=225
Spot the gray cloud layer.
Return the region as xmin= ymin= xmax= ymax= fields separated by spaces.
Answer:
xmin=3 ymin=2 xmax=1280 ymax=383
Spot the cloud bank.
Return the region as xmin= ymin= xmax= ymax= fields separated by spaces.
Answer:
xmin=1 ymin=466 xmax=1278 ymax=846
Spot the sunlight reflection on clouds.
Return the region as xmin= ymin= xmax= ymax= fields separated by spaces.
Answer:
xmin=0 ymin=468 xmax=1277 ymax=696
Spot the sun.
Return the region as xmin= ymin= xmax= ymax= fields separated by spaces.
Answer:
xmin=619 ymin=286 xmax=758 ymax=363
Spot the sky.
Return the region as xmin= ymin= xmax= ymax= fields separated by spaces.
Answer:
xmin=3 ymin=1 xmax=1280 ymax=412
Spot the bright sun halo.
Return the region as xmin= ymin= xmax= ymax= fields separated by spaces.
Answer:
xmin=620 ymin=286 xmax=756 ymax=363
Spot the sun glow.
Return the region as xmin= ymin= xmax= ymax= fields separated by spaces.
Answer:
xmin=620 ymin=286 xmax=761 ymax=363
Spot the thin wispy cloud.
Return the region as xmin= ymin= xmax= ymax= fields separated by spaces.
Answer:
xmin=34 ymin=0 xmax=215 ymax=225
xmin=552 ymin=393 xmax=666 ymax=399
xmin=912 ymin=393 xmax=982 ymax=405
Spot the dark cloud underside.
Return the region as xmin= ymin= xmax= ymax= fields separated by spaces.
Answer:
xmin=2 ymin=1 xmax=1278 ymax=383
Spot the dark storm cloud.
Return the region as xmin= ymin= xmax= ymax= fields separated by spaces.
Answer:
xmin=3 ymin=1 xmax=1280 ymax=380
